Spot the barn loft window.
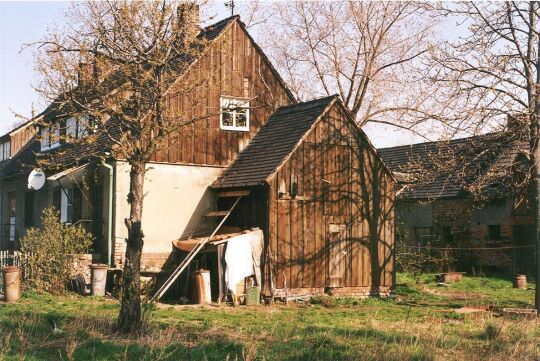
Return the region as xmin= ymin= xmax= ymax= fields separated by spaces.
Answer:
xmin=220 ymin=96 xmax=249 ymax=131
xmin=40 ymin=123 xmax=60 ymax=151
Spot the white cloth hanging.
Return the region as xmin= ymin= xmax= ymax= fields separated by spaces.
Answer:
xmin=224 ymin=229 xmax=264 ymax=295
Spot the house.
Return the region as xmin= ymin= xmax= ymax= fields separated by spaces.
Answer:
xmin=0 ymin=120 xmax=36 ymax=249
xmin=378 ymin=132 xmax=534 ymax=276
xmin=0 ymin=13 xmax=395 ymax=300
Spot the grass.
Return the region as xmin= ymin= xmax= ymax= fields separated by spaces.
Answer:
xmin=0 ymin=273 xmax=539 ymax=360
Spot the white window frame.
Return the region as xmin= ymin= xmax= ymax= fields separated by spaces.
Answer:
xmin=60 ymin=187 xmax=74 ymax=224
xmin=66 ymin=115 xmax=94 ymax=141
xmin=40 ymin=124 xmax=61 ymax=151
xmin=4 ymin=141 xmax=9 ymax=160
xmin=220 ymin=96 xmax=250 ymax=131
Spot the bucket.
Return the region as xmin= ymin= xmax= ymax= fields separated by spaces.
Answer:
xmin=246 ymin=286 xmax=261 ymax=305
xmin=194 ymin=269 xmax=211 ymax=304
xmin=514 ymin=274 xmax=527 ymax=289
xmin=90 ymin=264 xmax=109 ymax=296
xmin=2 ymin=266 xmax=21 ymax=303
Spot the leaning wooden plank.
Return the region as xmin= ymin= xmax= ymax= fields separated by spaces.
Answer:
xmin=205 ymin=210 xmax=230 ymax=217
xmin=151 ymin=196 xmax=244 ymax=301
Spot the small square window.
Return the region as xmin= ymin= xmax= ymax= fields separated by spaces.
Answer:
xmin=220 ymin=97 xmax=250 ymax=131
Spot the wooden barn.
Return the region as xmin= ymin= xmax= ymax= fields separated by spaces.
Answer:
xmin=195 ymin=95 xmax=396 ymax=299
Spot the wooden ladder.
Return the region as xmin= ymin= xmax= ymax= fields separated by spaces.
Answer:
xmin=151 ymin=190 xmax=249 ymax=302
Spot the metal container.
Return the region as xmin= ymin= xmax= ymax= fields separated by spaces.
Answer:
xmin=2 ymin=266 xmax=21 ymax=303
xmin=90 ymin=264 xmax=109 ymax=296
xmin=246 ymin=286 xmax=261 ymax=305
xmin=514 ymin=274 xmax=527 ymax=289
xmin=194 ymin=269 xmax=211 ymax=304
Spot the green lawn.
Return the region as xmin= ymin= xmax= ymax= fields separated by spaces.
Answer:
xmin=0 ymin=273 xmax=539 ymax=361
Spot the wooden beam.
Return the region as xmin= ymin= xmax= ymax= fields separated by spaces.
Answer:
xmin=217 ymin=190 xmax=250 ymax=198
xmin=205 ymin=210 xmax=230 ymax=217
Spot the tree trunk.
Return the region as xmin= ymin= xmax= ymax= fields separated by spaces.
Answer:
xmin=117 ymin=160 xmax=146 ymax=333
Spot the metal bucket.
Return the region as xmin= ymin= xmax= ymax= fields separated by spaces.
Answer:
xmin=2 ymin=266 xmax=21 ymax=303
xmin=194 ymin=269 xmax=211 ymax=304
xmin=90 ymin=264 xmax=109 ymax=296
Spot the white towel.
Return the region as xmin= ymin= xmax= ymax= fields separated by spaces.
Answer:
xmin=224 ymin=229 xmax=264 ymax=295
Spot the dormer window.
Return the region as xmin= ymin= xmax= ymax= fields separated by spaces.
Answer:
xmin=66 ymin=115 xmax=94 ymax=140
xmin=0 ymin=141 xmax=10 ymax=161
xmin=220 ymin=96 xmax=249 ymax=131
xmin=40 ymin=123 xmax=60 ymax=151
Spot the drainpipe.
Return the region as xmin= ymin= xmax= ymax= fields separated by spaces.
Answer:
xmin=101 ymin=160 xmax=114 ymax=266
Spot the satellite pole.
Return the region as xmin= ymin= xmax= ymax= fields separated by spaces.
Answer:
xmin=225 ymin=0 xmax=235 ymax=16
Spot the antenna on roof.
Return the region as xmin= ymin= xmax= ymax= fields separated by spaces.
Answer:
xmin=225 ymin=0 xmax=235 ymax=16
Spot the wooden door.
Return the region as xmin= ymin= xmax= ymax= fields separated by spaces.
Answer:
xmin=327 ymin=223 xmax=347 ymax=287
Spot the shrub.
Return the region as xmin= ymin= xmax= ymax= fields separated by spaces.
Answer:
xmin=20 ymin=207 xmax=93 ymax=294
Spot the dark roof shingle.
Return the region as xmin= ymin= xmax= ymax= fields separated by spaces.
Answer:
xmin=378 ymin=133 xmax=526 ymax=199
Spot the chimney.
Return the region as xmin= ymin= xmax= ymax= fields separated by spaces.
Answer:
xmin=78 ymin=61 xmax=96 ymax=85
xmin=177 ymin=3 xmax=200 ymax=41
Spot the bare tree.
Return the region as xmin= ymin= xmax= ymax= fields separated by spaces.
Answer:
xmin=420 ymin=2 xmax=540 ymax=312
xmin=30 ymin=1 xmax=214 ymax=332
xmin=240 ymin=1 xmax=435 ymax=131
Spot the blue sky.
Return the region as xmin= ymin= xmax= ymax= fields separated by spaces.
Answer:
xmin=0 ymin=1 xmax=69 ymax=134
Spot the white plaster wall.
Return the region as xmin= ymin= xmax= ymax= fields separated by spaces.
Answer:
xmin=114 ymin=161 xmax=224 ymax=253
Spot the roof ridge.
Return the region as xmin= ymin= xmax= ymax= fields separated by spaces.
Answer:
xmin=275 ymin=94 xmax=338 ymax=111
xmin=200 ymin=15 xmax=239 ymax=34
xmin=378 ymin=131 xmax=503 ymax=151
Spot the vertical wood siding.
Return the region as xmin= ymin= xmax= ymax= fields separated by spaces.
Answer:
xmin=267 ymin=103 xmax=395 ymax=290
xmin=151 ymin=20 xmax=294 ymax=166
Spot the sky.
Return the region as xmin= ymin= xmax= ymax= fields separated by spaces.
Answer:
xmin=0 ymin=1 xmax=424 ymax=148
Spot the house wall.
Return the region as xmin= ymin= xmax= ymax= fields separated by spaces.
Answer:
xmin=150 ymin=19 xmax=294 ymax=166
xmin=9 ymin=124 xmax=35 ymax=157
xmin=0 ymin=166 xmax=106 ymax=256
xmin=112 ymin=160 xmax=224 ymax=269
xmin=266 ymin=103 xmax=395 ymax=296
xmin=395 ymin=196 xmax=534 ymax=274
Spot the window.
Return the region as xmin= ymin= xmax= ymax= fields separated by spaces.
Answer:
xmin=0 ymin=141 xmax=10 ymax=161
xmin=414 ymin=227 xmax=433 ymax=244
xmin=8 ymin=191 xmax=16 ymax=242
xmin=66 ymin=115 xmax=95 ymax=140
xmin=488 ymin=225 xmax=502 ymax=240
xmin=24 ymin=191 xmax=35 ymax=227
xmin=220 ymin=97 xmax=249 ymax=131
xmin=40 ymin=124 xmax=60 ymax=151
xmin=442 ymin=226 xmax=453 ymax=243
xmin=60 ymin=187 xmax=82 ymax=224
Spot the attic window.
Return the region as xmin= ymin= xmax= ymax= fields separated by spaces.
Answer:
xmin=220 ymin=96 xmax=249 ymax=131
xmin=0 ymin=141 xmax=10 ymax=161
xmin=66 ymin=116 xmax=95 ymax=140
xmin=40 ymin=124 xmax=60 ymax=151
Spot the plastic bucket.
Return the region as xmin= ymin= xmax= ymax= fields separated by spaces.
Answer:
xmin=90 ymin=264 xmax=109 ymax=296
xmin=2 ymin=266 xmax=21 ymax=303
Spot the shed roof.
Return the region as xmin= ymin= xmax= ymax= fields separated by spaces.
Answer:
xmin=212 ymin=95 xmax=338 ymax=188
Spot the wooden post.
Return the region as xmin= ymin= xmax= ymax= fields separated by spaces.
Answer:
xmin=217 ymin=244 xmax=224 ymax=303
